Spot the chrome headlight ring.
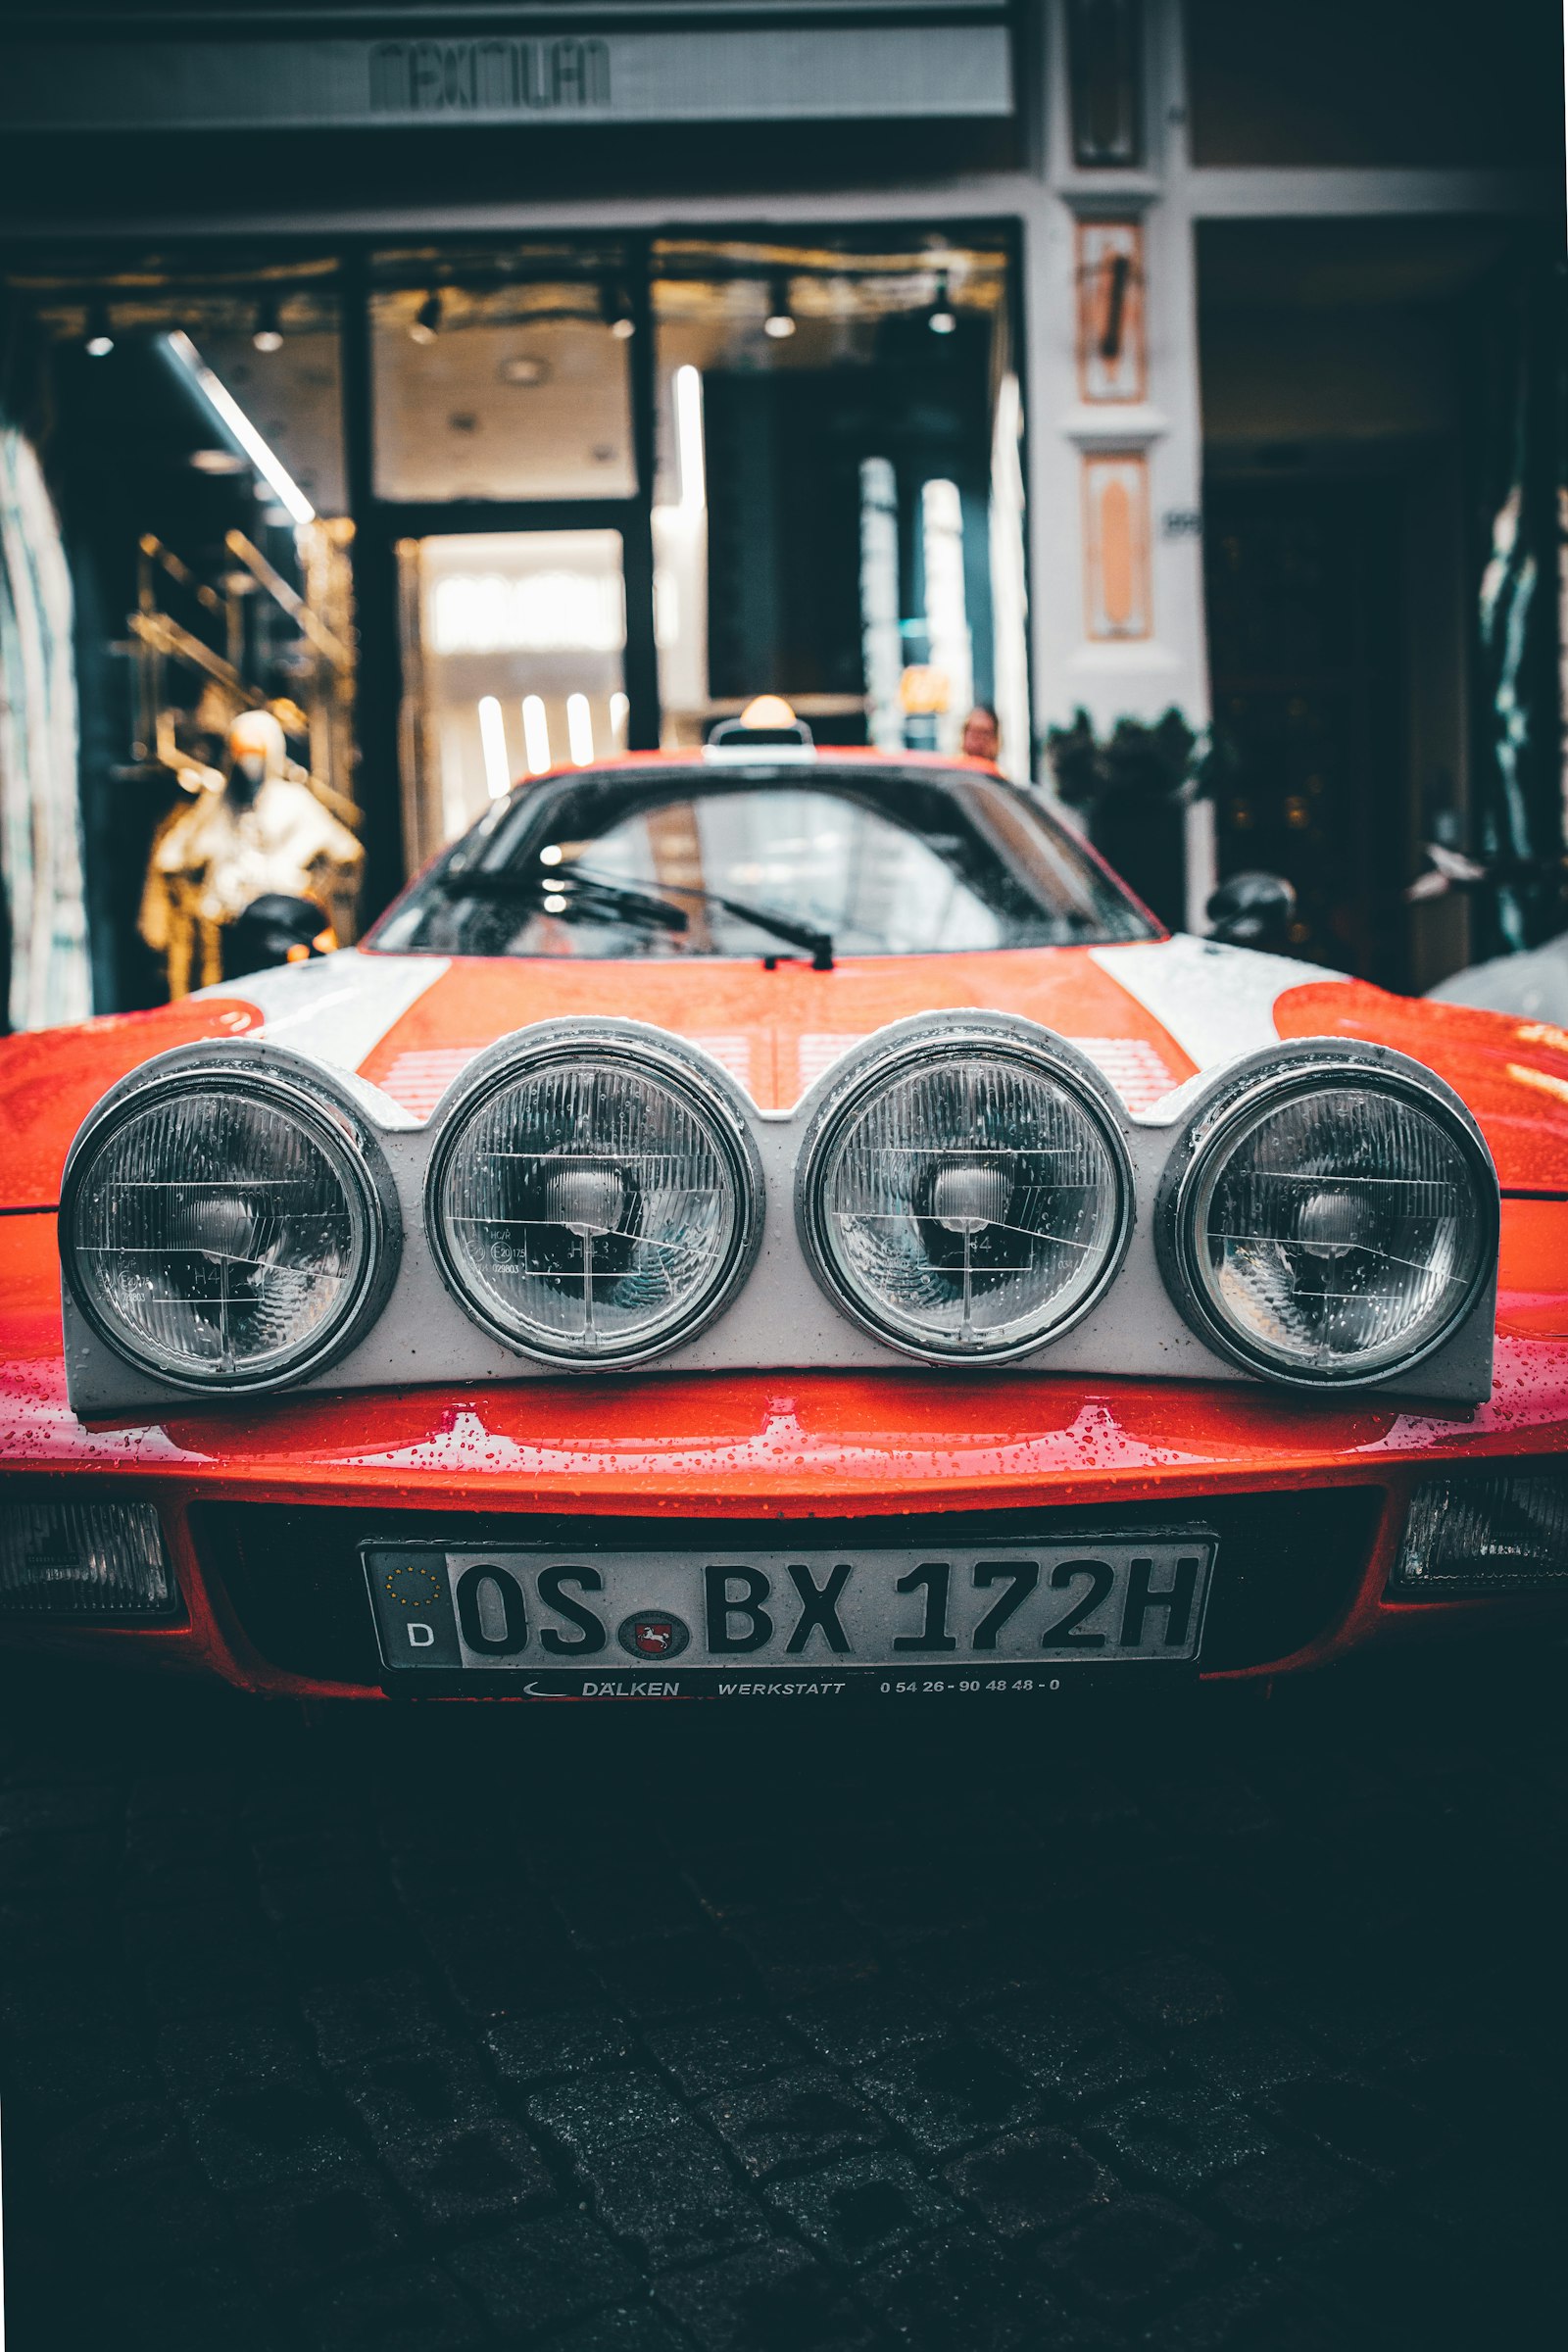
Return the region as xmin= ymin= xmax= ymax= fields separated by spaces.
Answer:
xmin=422 ymin=1019 xmax=765 ymax=1369
xmin=59 ymin=1043 xmax=402 ymax=1396
xmin=1153 ymin=1037 xmax=1499 ymax=1391
xmin=794 ymin=1013 xmax=1136 ymax=1365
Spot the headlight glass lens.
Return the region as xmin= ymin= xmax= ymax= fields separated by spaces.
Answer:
xmin=432 ymin=1055 xmax=750 ymax=1362
xmin=67 ymin=1085 xmax=375 ymax=1388
xmin=1185 ymin=1082 xmax=1489 ymax=1380
xmin=807 ymin=1051 xmax=1128 ymax=1358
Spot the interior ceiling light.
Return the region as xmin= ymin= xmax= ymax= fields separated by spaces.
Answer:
xmin=189 ymin=449 xmax=248 ymax=475
xmin=763 ymin=275 xmax=797 ymax=340
xmin=164 ymin=330 xmax=316 ymax=526
xmin=410 ymin=290 xmax=444 ymax=346
xmin=252 ymin=295 xmax=283 ymax=354
xmin=84 ymin=302 xmax=114 ymax=358
xmin=928 ymin=275 xmax=957 ymax=335
xmin=498 ymin=353 xmax=551 ymax=387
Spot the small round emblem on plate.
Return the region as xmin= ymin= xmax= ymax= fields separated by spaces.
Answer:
xmin=617 ymin=1610 xmax=690 ymax=1659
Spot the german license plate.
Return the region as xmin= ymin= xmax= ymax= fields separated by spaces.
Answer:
xmin=362 ymin=1535 xmax=1215 ymax=1696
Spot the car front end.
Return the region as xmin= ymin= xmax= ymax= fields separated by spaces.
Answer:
xmin=4 ymin=750 xmax=1567 ymax=1697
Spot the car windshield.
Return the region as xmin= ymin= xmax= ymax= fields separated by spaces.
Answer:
xmin=371 ymin=762 xmax=1157 ymax=960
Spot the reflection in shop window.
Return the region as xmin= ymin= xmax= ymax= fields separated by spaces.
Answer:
xmin=859 ymin=457 xmax=903 ymax=752
xmin=651 ymin=236 xmax=1026 ymax=773
xmin=652 ymin=362 xmax=708 ymax=707
xmin=921 ymin=479 xmax=975 ymax=757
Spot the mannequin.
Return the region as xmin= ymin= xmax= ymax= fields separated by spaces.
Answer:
xmin=139 ymin=710 xmax=362 ymax=998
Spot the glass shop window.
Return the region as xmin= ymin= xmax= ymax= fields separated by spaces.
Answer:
xmin=648 ymin=234 xmax=1030 ymax=779
xmin=399 ymin=528 xmax=627 ymax=861
xmin=0 ymin=257 xmax=357 ymax=1011
xmin=370 ymin=248 xmax=636 ymax=504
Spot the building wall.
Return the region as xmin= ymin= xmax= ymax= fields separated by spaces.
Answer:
xmin=0 ymin=0 xmax=1562 ymax=972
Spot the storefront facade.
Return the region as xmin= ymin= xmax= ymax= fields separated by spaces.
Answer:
xmin=0 ymin=1 xmax=1561 ymax=1021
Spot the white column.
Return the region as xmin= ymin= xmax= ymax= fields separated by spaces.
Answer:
xmin=1024 ymin=0 xmax=1214 ymax=922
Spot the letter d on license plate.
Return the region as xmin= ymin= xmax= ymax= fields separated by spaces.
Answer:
xmin=363 ymin=1534 xmax=1215 ymax=1693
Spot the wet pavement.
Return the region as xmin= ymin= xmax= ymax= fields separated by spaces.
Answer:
xmin=1 ymin=1647 xmax=1565 ymax=2350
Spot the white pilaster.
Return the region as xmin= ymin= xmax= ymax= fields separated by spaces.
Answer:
xmin=1025 ymin=0 xmax=1211 ymax=754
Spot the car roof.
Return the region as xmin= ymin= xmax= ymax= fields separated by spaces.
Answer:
xmin=500 ymin=746 xmax=1007 ymax=789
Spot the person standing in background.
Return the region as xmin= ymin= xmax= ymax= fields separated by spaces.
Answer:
xmin=960 ymin=706 xmax=1001 ymax=762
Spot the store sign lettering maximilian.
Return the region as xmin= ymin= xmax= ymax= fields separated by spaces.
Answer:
xmin=0 ymin=24 xmax=1010 ymax=132
xmin=370 ymin=37 xmax=611 ymax=116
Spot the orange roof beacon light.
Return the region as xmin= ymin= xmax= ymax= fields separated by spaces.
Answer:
xmin=706 ymin=697 xmax=816 ymax=758
xmin=739 ymin=696 xmax=798 ymax=730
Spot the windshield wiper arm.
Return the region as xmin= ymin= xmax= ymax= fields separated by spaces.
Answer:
xmin=570 ymin=866 xmax=834 ymax=970
xmin=443 ymin=859 xmax=833 ymax=968
xmin=439 ymin=867 xmax=689 ymax=935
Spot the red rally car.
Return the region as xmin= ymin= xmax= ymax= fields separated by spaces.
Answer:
xmin=3 ymin=732 xmax=1566 ymax=1699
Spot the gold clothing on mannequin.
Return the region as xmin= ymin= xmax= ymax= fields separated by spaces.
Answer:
xmin=138 ymin=711 xmax=362 ymax=997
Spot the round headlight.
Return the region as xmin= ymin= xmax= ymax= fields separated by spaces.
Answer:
xmin=1158 ymin=1052 xmax=1496 ymax=1387
xmin=426 ymin=1034 xmax=761 ymax=1366
xmin=796 ymin=1025 xmax=1133 ymax=1362
xmin=61 ymin=1061 xmax=398 ymax=1393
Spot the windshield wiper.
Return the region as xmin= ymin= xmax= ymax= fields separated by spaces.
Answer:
xmin=569 ymin=865 xmax=834 ymax=970
xmin=439 ymin=867 xmax=690 ymax=935
xmin=442 ymin=859 xmax=834 ymax=969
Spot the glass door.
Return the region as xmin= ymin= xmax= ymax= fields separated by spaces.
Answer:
xmin=398 ymin=526 xmax=627 ymax=863
xmin=349 ymin=239 xmax=656 ymax=907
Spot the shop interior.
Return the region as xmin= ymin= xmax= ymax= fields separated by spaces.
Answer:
xmin=0 ymin=230 xmax=1022 ymax=1015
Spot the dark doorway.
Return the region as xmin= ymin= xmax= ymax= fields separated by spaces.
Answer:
xmin=1203 ymin=476 xmax=1405 ymax=985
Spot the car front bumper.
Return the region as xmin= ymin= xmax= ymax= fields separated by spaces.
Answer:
xmin=5 ymin=1344 xmax=1568 ymax=1695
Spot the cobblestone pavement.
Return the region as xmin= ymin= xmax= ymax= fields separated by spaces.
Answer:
xmin=2 ymin=1649 xmax=1565 ymax=2351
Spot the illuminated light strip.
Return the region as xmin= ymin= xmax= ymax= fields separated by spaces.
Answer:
xmin=566 ymin=693 xmax=595 ymax=766
xmin=675 ymin=363 xmax=706 ymax=511
xmin=165 ymin=330 xmax=316 ymax=525
xmin=478 ymin=697 xmax=513 ymax=799
xmin=521 ymin=695 xmax=552 ymax=775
